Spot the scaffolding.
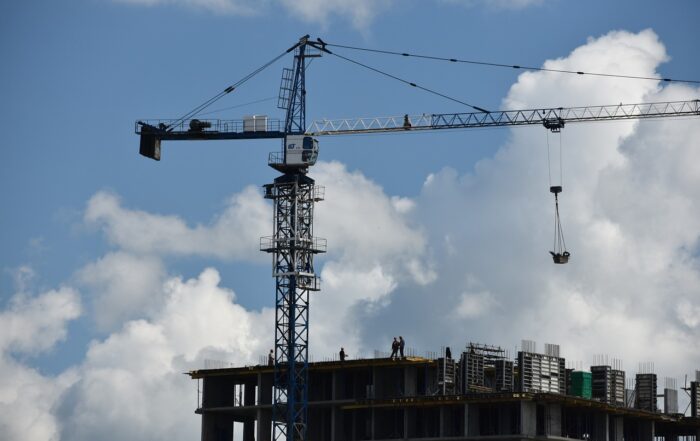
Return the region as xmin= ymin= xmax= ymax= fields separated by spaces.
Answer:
xmin=635 ymin=373 xmax=657 ymax=412
xmin=518 ymin=350 xmax=566 ymax=394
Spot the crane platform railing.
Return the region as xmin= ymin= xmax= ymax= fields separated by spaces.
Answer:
xmin=260 ymin=236 xmax=328 ymax=254
xmin=306 ymin=99 xmax=700 ymax=136
xmin=135 ymin=117 xmax=285 ymax=139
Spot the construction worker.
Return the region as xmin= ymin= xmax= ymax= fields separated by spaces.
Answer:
xmin=339 ymin=347 xmax=346 ymax=362
xmin=390 ymin=337 xmax=399 ymax=360
xmin=399 ymin=336 xmax=405 ymax=359
xmin=268 ymin=349 xmax=274 ymax=366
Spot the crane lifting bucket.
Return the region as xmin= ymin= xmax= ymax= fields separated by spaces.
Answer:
xmin=550 ymin=251 xmax=570 ymax=264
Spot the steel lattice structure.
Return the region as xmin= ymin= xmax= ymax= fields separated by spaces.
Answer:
xmin=261 ymin=173 xmax=325 ymax=441
xmin=306 ymin=100 xmax=700 ymax=135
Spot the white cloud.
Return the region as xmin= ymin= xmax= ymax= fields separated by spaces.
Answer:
xmin=442 ymin=0 xmax=546 ymax=10
xmin=78 ymin=252 xmax=166 ymax=331
xmin=0 ymin=277 xmax=81 ymax=441
xmin=0 ymin=287 xmax=81 ymax=355
xmin=455 ymin=291 xmax=497 ymax=318
xmin=85 ymin=187 xmax=269 ymax=261
xmin=111 ymin=0 xmax=545 ymax=28
xmin=312 ymin=161 xmax=427 ymax=271
xmin=278 ymin=0 xmax=392 ymax=30
xmin=113 ymin=0 xmax=260 ymax=15
xmin=58 ymin=268 xmax=273 ymax=441
xmin=5 ymin=27 xmax=700 ymax=441
xmin=112 ymin=0 xmax=390 ymax=28
xmin=353 ymin=29 xmax=700 ymax=377
xmin=0 ymin=358 xmax=77 ymax=441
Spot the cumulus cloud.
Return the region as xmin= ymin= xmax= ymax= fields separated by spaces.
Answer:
xmin=112 ymin=0 xmax=391 ymax=28
xmin=111 ymin=0 xmax=544 ymax=28
xmin=312 ymin=161 xmax=427 ymax=268
xmin=113 ymin=0 xmax=260 ymax=15
xmin=58 ymin=268 xmax=273 ymax=441
xmin=355 ymin=29 xmax=700 ymax=377
xmin=0 ymin=273 xmax=82 ymax=441
xmin=277 ymin=0 xmax=391 ymax=30
xmin=0 ymin=287 xmax=81 ymax=355
xmin=85 ymin=187 xmax=269 ymax=261
xmin=78 ymin=252 xmax=166 ymax=331
xmin=5 ymin=27 xmax=700 ymax=441
xmin=55 ymin=157 xmax=429 ymax=439
xmin=442 ymin=0 xmax=546 ymax=10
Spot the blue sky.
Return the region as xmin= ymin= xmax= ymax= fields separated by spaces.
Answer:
xmin=1 ymin=1 xmax=700 ymax=440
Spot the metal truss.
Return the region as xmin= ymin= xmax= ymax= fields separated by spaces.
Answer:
xmin=306 ymin=100 xmax=700 ymax=135
xmin=261 ymin=174 xmax=325 ymax=441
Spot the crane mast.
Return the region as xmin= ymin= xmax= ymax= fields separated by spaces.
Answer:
xmin=134 ymin=36 xmax=699 ymax=441
xmin=262 ymin=36 xmax=325 ymax=441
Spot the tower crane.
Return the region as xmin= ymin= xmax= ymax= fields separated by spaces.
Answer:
xmin=135 ymin=35 xmax=700 ymax=441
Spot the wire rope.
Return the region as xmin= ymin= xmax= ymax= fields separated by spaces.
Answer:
xmin=199 ymin=97 xmax=277 ymax=116
xmin=167 ymin=48 xmax=292 ymax=130
xmin=325 ymin=42 xmax=700 ymax=85
xmin=325 ymin=49 xmax=489 ymax=113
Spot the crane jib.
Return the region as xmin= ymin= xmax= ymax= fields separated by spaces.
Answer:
xmin=304 ymin=100 xmax=700 ymax=136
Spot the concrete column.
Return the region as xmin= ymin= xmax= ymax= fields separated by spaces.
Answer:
xmin=462 ymin=404 xmax=469 ymax=437
xmin=610 ymin=416 xmax=623 ymax=441
xmin=404 ymin=408 xmax=417 ymax=439
xmin=332 ymin=370 xmax=339 ymax=400
xmin=639 ymin=420 xmax=655 ymax=441
xmin=244 ymin=382 xmax=256 ymax=406
xmin=499 ymin=404 xmax=514 ymax=435
xmin=331 ymin=370 xmax=344 ymax=441
xmin=258 ymin=373 xmax=273 ymax=405
xmin=202 ymin=414 xmax=233 ymax=441
xmin=331 ymin=406 xmax=343 ymax=441
xmin=439 ymin=406 xmax=446 ymax=437
xmin=468 ymin=403 xmax=481 ymax=437
xmin=404 ymin=367 xmax=417 ymax=397
xmin=546 ymin=404 xmax=562 ymax=437
xmin=257 ymin=409 xmax=272 ymax=441
xmin=243 ymin=418 xmax=254 ymax=441
xmin=593 ymin=412 xmax=609 ymax=441
xmin=520 ymin=401 xmax=536 ymax=438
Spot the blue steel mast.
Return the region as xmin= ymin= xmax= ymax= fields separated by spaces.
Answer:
xmin=261 ymin=35 xmax=326 ymax=441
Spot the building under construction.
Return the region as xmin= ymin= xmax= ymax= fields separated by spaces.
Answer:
xmin=189 ymin=344 xmax=700 ymax=441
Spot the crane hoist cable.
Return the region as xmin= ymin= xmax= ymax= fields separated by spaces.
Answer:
xmin=165 ymin=47 xmax=294 ymax=131
xmin=323 ymin=42 xmax=700 ymax=85
xmin=199 ymin=96 xmax=277 ymax=117
xmin=546 ymin=129 xmax=569 ymax=264
xmin=321 ymin=47 xmax=490 ymax=113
